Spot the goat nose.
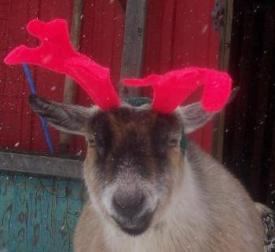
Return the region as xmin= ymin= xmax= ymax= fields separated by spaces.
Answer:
xmin=113 ymin=192 xmax=145 ymax=219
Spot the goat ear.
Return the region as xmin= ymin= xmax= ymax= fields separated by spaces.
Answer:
xmin=178 ymin=87 xmax=239 ymax=134
xmin=29 ymin=95 xmax=96 ymax=135
xmin=177 ymin=102 xmax=215 ymax=134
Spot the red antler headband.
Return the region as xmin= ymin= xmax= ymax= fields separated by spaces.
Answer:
xmin=123 ymin=68 xmax=232 ymax=113
xmin=4 ymin=19 xmax=232 ymax=113
xmin=4 ymin=19 xmax=120 ymax=110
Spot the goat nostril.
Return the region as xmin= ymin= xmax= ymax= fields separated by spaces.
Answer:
xmin=113 ymin=193 xmax=145 ymax=218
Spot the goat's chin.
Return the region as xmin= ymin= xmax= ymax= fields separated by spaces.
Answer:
xmin=111 ymin=213 xmax=153 ymax=236
xmin=119 ymin=224 xmax=149 ymax=236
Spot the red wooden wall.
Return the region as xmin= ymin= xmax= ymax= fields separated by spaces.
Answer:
xmin=144 ymin=0 xmax=219 ymax=151
xmin=0 ymin=0 xmax=219 ymax=155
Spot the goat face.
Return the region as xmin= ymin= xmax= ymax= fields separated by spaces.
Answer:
xmin=85 ymin=108 xmax=184 ymax=235
xmin=29 ymin=95 xmax=214 ymax=236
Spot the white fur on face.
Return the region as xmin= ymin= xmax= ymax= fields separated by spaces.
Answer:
xmin=101 ymin=172 xmax=160 ymax=223
xmin=102 ymin=158 xmax=210 ymax=252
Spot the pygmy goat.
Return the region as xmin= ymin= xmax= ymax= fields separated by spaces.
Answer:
xmin=29 ymin=95 xmax=263 ymax=252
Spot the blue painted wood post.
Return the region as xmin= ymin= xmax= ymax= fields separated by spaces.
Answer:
xmin=0 ymin=172 xmax=84 ymax=252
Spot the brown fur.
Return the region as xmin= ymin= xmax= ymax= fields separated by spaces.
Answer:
xmin=74 ymin=110 xmax=263 ymax=252
xmin=27 ymin=96 xmax=264 ymax=252
xmin=75 ymin=142 xmax=263 ymax=252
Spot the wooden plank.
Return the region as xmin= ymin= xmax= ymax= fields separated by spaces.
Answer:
xmin=60 ymin=0 xmax=84 ymax=153
xmin=212 ymin=0 xmax=234 ymax=161
xmin=224 ymin=2 xmax=259 ymax=180
xmin=0 ymin=152 xmax=82 ymax=179
xmin=119 ymin=0 xmax=147 ymax=97
xmin=31 ymin=0 xmax=73 ymax=154
xmin=0 ymin=172 xmax=14 ymax=250
xmin=143 ymin=0 xmax=219 ymax=153
xmin=142 ymin=0 xmax=164 ymax=75
xmin=110 ymin=1 xmax=125 ymax=86
xmin=1 ymin=0 xmax=33 ymax=152
xmin=251 ymin=6 xmax=275 ymax=203
xmin=0 ymin=171 xmax=84 ymax=252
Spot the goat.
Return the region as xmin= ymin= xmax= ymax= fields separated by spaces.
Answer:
xmin=29 ymin=95 xmax=264 ymax=252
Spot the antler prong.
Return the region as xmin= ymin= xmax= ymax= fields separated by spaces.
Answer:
xmin=123 ymin=67 xmax=232 ymax=113
xmin=4 ymin=19 xmax=120 ymax=110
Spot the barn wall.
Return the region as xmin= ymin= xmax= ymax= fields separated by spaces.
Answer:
xmin=0 ymin=0 xmax=74 ymax=154
xmin=144 ymin=0 xmax=219 ymax=151
xmin=0 ymin=0 xmax=219 ymax=156
xmin=223 ymin=0 xmax=275 ymax=208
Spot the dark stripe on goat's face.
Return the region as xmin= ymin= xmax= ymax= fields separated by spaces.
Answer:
xmin=111 ymin=128 xmax=152 ymax=178
xmin=88 ymin=112 xmax=113 ymax=181
xmin=87 ymin=107 xmax=182 ymax=184
xmin=151 ymin=114 xmax=181 ymax=173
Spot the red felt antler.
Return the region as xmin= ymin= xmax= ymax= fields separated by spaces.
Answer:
xmin=4 ymin=19 xmax=232 ymax=114
xmin=123 ymin=67 xmax=232 ymax=113
xmin=4 ymin=19 xmax=120 ymax=110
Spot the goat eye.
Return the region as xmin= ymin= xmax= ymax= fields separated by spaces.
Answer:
xmin=88 ymin=136 xmax=96 ymax=147
xmin=168 ymin=137 xmax=180 ymax=147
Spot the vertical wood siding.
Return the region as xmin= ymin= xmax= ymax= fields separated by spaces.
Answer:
xmin=0 ymin=0 xmax=73 ymax=154
xmin=223 ymin=0 xmax=275 ymax=208
xmin=0 ymin=0 xmax=218 ymax=155
xmin=144 ymin=0 xmax=219 ymax=151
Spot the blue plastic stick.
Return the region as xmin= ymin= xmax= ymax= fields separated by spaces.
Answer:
xmin=22 ymin=64 xmax=55 ymax=154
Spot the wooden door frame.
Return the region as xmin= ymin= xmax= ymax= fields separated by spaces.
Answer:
xmin=212 ymin=0 xmax=234 ymax=161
